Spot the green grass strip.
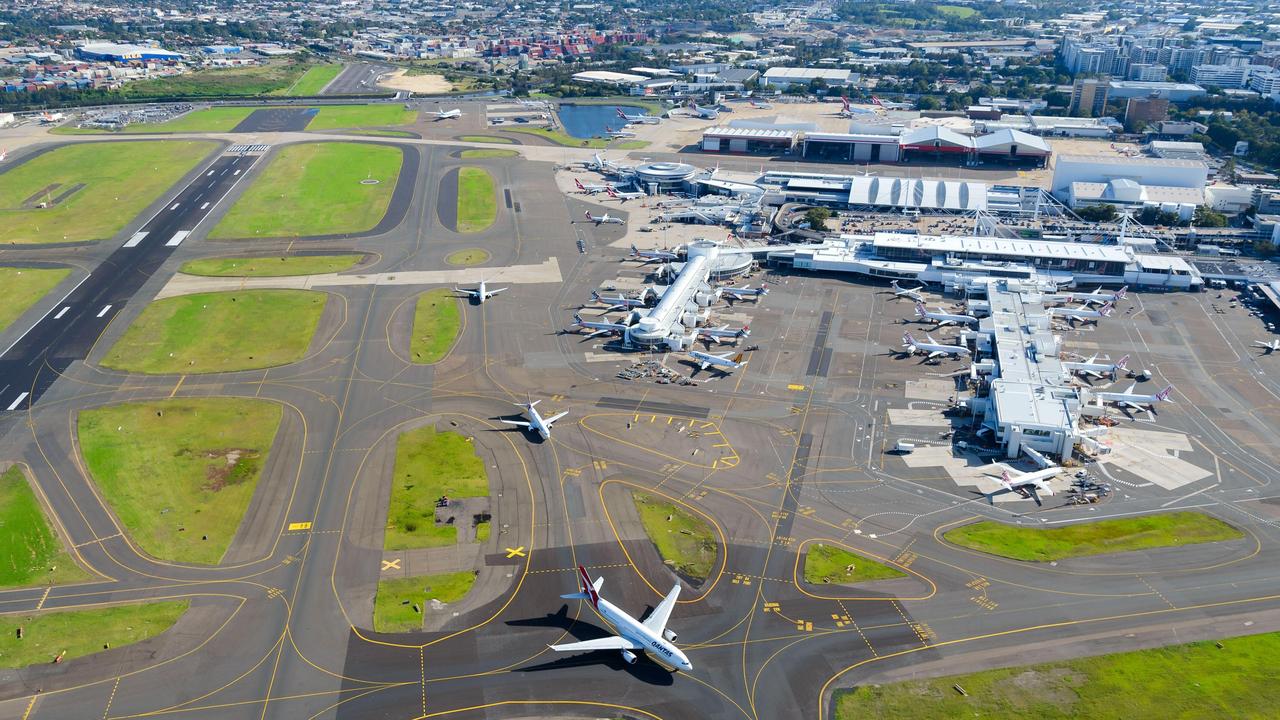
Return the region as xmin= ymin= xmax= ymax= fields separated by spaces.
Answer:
xmin=944 ymin=512 xmax=1243 ymax=562
xmin=385 ymin=427 xmax=488 ymax=551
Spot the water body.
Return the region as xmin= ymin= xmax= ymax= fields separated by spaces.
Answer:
xmin=557 ymin=103 xmax=648 ymax=139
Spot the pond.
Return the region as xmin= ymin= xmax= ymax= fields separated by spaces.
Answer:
xmin=557 ymin=103 xmax=649 ymax=139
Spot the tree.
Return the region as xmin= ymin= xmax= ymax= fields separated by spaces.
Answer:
xmin=804 ymin=207 xmax=832 ymax=232
xmin=1255 ymin=240 xmax=1277 ymax=258
xmin=1076 ymin=204 xmax=1118 ymax=222
xmin=917 ymin=95 xmax=941 ymax=110
xmin=1193 ymin=205 xmax=1228 ymax=227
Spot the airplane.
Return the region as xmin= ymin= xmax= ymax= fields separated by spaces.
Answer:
xmin=453 ymin=278 xmax=507 ymax=303
xmin=837 ymin=96 xmax=876 ymax=117
xmin=1061 ymin=285 xmax=1127 ymax=306
xmin=591 ymin=290 xmax=648 ymax=311
xmin=1093 ymin=383 xmax=1175 ymax=412
xmin=696 ymin=324 xmax=750 ymax=345
xmin=902 ymin=331 xmax=970 ymax=359
xmin=0 ymin=148 xmax=7 ymax=163
xmin=616 ymin=107 xmax=660 ymax=124
xmin=914 ymin=302 xmax=978 ymax=327
xmin=584 ymin=210 xmax=625 ymax=225
xmin=604 ymin=126 xmax=637 ymax=139
xmin=606 ymin=187 xmax=644 ymax=202
xmin=1255 ymin=339 xmax=1280 ymax=354
xmin=685 ymin=100 xmax=719 ymax=119
xmin=39 ymin=112 xmax=65 ymax=124
xmin=718 ymin=284 xmax=769 ymax=303
xmin=889 ymin=280 xmax=925 ymax=303
xmin=500 ymin=399 xmax=567 ymax=440
xmin=630 ymin=243 xmax=678 ymax=263
xmin=995 ymin=467 xmax=1059 ymax=499
xmin=871 ymin=96 xmax=913 ymax=110
xmin=1049 ymin=301 xmax=1114 ymax=324
xmin=571 ymin=313 xmax=630 ymax=340
xmin=688 ymin=349 xmax=748 ymax=374
xmin=1063 ymin=353 xmax=1129 ymax=380
xmin=550 ymin=565 xmax=691 ymax=672
xmin=749 ymin=99 xmax=773 ymax=109
xmin=574 ymin=178 xmax=613 ymax=194
xmin=587 ymin=153 xmax=635 ymax=177
xmin=429 ymin=108 xmax=462 ymax=120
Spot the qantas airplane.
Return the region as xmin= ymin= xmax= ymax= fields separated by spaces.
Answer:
xmin=1093 ymin=383 xmax=1174 ymax=412
xmin=430 ymin=108 xmax=462 ymax=120
xmin=688 ymin=349 xmax=748 ymax=374
xmin=501 ymin=399 xmax=566 ymax=440
xmin=584 ymin=210 xmax=625 ymax=225
xmin=454 ymin=278 xmax=507 ymax=303
xmin=696 ymin=324 xmax=750 ymax=345
xmin=890 ymin=280 xmax=925 ymax=303
xmin=606 ymin=187 xmax=644 ymax=202
xmin=871 ymin=96 xmax=913 ymax=110
xmin=837 ymin=96 xmax=876 ymax=117
xmin=1063 ymin=353 xmax=1129 ymax=380
xmin=550 ymin=566 xmax=691 ymax=672
xmin=616 ymin=107 xmax=660 ymax=124
xmin=685 ymin=100 xmax=719 ymax=119
xmin=902 ymin=331 xmax=969 ymax=359
xmin=914 ymin=302 xmax=978 ymax=327
xmin=574 ymin=178 xmax=612 ymax=194
xmin=1058 ymin=285 xmax=1127 ymax=306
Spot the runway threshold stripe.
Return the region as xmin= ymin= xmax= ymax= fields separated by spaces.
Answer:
xmin=0 ymin=273 xmax=92 ymax=360
xmin=165 ymin=231 xmax=191 ymax=247
xmin=200 ymin=202 xmax=210 ymax=210
xmin=206 ymin=170 xmax=215 ymax=176
xmin=169 ymin=202 xmax=180 ymax=210
xmin=96 ymin=305 xmax=113 ymax=318
xmin=123 ymin=231 xmax=148 ymax=248
xmin=53 ymin=307 xmax=70 ymax=320
xmin=6 ymin=393 xmax=29 ymax=411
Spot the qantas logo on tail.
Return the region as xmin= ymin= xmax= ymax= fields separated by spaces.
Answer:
xmin=578 ymin=565 xmax=599 ymax=608
xmin=841 ymin=97 xmax=850 ymax=111
xmin=575 ymin=179 xmax=586 ymax=191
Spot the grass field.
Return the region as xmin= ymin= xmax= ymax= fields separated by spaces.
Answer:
xmin=943 ymin=512 xmax=1243 ymax=562
xmin=0 ymin=601 xmax=188 ymax=669
xmin=0 ymin=466 xmax=90 ymax=588
xmin=120 ymin=107 xmax=256 ymax=134
xmin=935 ymin=4 xmax=978 ymax=17
xmin=803 ymin=543 xmax=905 ymax=585
xmin=0 ymin=266 xmax=70 ymax=333
xmin=504 ymin=126 xmax=614 ymax=149
xmin=410 ymin=288 xmax=461 ymax=363
xmin=118 ymin=61 xmax=314 ymax=98
xmin=210 ymin=142 xmax=402 ymax=239
xmin=460 ymin=149 xmax=519 ymax=159
xmin=632 ymin=493 xmax=716 ymax=581
xmin=458 ymin=135 xmax=515 ymax=144
xmin=306 ymin=105 xmax=418 ymax=131
xmin=834 ymin=630 xmax=1280 ymax=719
xmin=285 ymin=64 xmax=343 ymax=96
xmin=384 ymin=427 xmax=488 ymax=551
xmin=100 ymin=290 xmax=326 ymax=374
xmin=373 ymin=572 xmax=477 ymax=633
xmin=78 ymin=398 xmax=283 ymax=564
xmin=0 ymin=141 xmax=215 ymax=244
xmin=445 ymin=249 xmax=489 ymax=266
xmin=456 ymin=167 xmax=497 ymax=233
xmin=180 ymin=254 xmax=362 ymax=277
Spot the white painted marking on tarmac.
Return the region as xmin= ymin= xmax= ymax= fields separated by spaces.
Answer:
xmin=170 ymin=202 xmax=180 ymax=210
xmin=233 ymin=169 xmax=241 ymax=176
xmin=0 ymin=273 xmax=91 ymax=360
xmin=166 ymin=231 xmax=191 ymax=247
xmin=53 ymin=307 xmax=70 ymax=319
xmin=96 ymin=305 xmax=113 ymax=318
xmin=123 ymin=231 xmax=148 ymax=248
xmin=200 ymin=202 xmax=210 ymax=210
xmin=6 ymin=393 xmax=29 ymax=411
xmin=206 ymin=170 xmax=214 ymax=176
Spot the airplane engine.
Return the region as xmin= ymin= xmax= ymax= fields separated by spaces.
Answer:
xmin=662 ymin=629 xmax=678 ymax=642
xmin=620 ymin=650 xmax=638 ymax=665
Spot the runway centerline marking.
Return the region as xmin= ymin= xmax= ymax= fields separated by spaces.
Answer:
xmin=53 ymin=307 xmax=70 ymax=320
xmin=96 ymin=305 xmax=112 ymax=318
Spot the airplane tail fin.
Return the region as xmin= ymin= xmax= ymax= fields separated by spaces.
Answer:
xmin=584 ymin=211 xmax=591 ymax=220
xmin=1115 ymin=286 xmax=1128 ymax=300
xmin=841 ymin=97 xmax=850 ymax=111
xmin=1114 ymin=354 xmax=1130 ymax=371
xmin=1156 ymin=385 xmax=1174 ymax=402
xmin=902 ymin=331 xmax=915 ymax=345
xmin=914 ymin=302 xmax=927 ymax=317
xmin=576 ymin=566 xmax=601 ymax=608
xmin=732 ymin=352 xmax=745 ymax=365
xmin=1099 ymin=301 xmax=1114 ymax=316
xmin=999 ymin=469 xmax=1015 ymax=491
xmin=573 ymin=314 xmax=584 ymax=325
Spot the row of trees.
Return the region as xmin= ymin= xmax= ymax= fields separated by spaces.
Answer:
xmin=1074 ymin=204 xmax=1230 ymax=228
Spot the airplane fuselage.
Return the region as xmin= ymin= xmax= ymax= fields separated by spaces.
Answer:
xmin=590 ymin=596 xmax=690 ymax=671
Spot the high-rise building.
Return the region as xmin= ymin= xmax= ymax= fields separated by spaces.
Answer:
xmin=1070 ymin=77 xmax=1110 ymax=117
xmin=1124 ymin=96 xmax=1170 ymax=130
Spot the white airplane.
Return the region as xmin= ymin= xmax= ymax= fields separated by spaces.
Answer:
xmin=606 ymin=187 xmax=644 ymax=202
xmin=1063 ymin=353 xmax=1129 ymax=380
xmin=889 ymin=280 xmax=925 ymax=303
xmin=688 ymin=349 xmax=748 ymax=374
xmin=1061 ymin=285 xmax=1127 ymax=306
xmin=616 ymin=107 xmax=659 ymax=124
xmin=871 ymin=96 xmax=912 ymax=110
xmin=685 ymin=100 xmax=719 ymax=119
xmin=430 ymin=108 xmax=462 ymax=120
xmin=39 ymin=112 xmax=65 ymax=124
xmin=718 ymin=284 xmax=768 ymax=303
xmin=1254 ymin=339 xmax=1280 ymax=354
xmin=1049 ymin=301 xmax=1114 ymax=324
xmin=574 ymin=178 xmax=612 ymax=194
xmin=995 ymin=466 xmax=1059 ymax=499
xmin=838 ymin=96 xmax=876 ymax=117
xmin=630 ymin=244 xmax=678 ymax=263
xmin=500 ymin=399 xmax=567 ymax=440
xmin=914 ymin=302 xmax=978 ymax=327
xmin=0 ymin=148 xmax=7 ymax=163
xmin=572 ymin=313 xmax=630 ymax=340
xmin=604 ymin=127 xmax=637 ymax=139
xmin=902 ymin=331 xmax=969 ymax=359
xmin=749 ymin=99 xmax=773 ymax=109
xmin=454 ymin=278 xmax=507 ymax=303
xmin=551 ymin=565 xmax=691 ymax=672
xmin=697 ymin=324 xmax=750 ymax=345
xmin=591 ymin=289 xmax=648 ymax=311
xmin=1093 ymin=383 xmax=1175 ymax=412
xmin=584 ymin=210 xmax=625 ymax=225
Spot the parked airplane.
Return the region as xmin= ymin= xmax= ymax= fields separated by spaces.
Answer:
xmin=584 ymin=210 xmax=625 ymax=225
xmin=430 ymin=108 xmax=462 ymax=120
xmin=587 ymin=153 xmax=635 ymax=177
xmin=837 ymin=96 xmax=876 ymax=117
xmin=719 ymin=284 xmax=769 ymax=303
xmin=550 ymin=566 xmax=691 ymax=671
xmin=630 ymin=244 xmax=679 ymax=264
xmin=902 ymin=331 xmax=970 ymax=359
xmin=1063 ymin=353 xmax=1129 ymax=380
xmin=604 ymin=126 xmax=637 ymax=139
xmin=685 ymin=100 xmax=719 ymax=119
xmin=454 ymin=278 xmax=507 ymax=303
xmin=39 ymin=112 xmax=64 ymax=124
xmin=697 ymin=324 xmax=750 ymax=345
xmin=500 ymin=399 xmax=567 ymax=440
xmin=1049 ymin=301 xmax=1114 ymax=324
xmin=996 ymin=466 xmax=1059 ymax=499
xmin=1061 ymin=285 xmax=1127 ymax=306
xmin=591 ymin=290 xmax=649 ymax=311
xmin=0 ymin=148 xmax=7 ymax=163
xmin=749 ymin=99 xmax=773 ymax=109
xmin=889 ymin=280 xmax=925 ymax=303
xmin=572 ymin=313 xmax=630 ymax=340
xmin=616 ymin=107 xmax=660 ymax=124
xmin=1093 ymin=383 xmax=1175 ymax=412
xmin=688 ymin=349 xmax=748 ymax=374
xmin=914 ymin=302 xmax=978 ymax=327
xmin=606 ymin=187 xmax=644 ymax=202
xmin=1255 ymin=339 xmax=1280 ymax=354
xmin=573 ymin=179 xmax=612 ymax=194
xmin=871 ymin=96 xmax=913 ymax=110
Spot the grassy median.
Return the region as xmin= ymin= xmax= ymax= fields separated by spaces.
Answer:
xmin=458 ymin=135 xmax=515 ymax=144
xmin=100 ymin=290 xmax=326 ymax=374
xmin=410 ymin=288 xmax=461 ymax=364
xmin=285 ymin=64 xmax=343 ymax=96
xmin=306 ymin=104 xmax=417 ymax=131
xmin=119 ymin=107 xmax=257 ymax=133
xmin=456 ymin=167 xmax=497 ymax=233
xmin=0 ymin=466 xmax=90 ymax=588
xmin=0 ymin=266 xmax=70 ymax=333
xmin=0 ymin=601 xmax=188 ymax=669
xmin=444 ymin=249 xmax=489 ymax=266
xmin=459 ymin=149 xmax=519 ymax=159
xmin=210 ymin=142 xmax=402 ymax=239
xmin=373 ymin=572 xmax=477 ymax=633
xmin=180 ymin=254 xmax=362 ymax=277
xmin=78 ymin=398 xmax=283 ymax=564
xmin=803 ymin=544 xmax=905 ymax=585
xmin=835 ymin=631 xmax=1280 ymax=719
xmin=632 ymin=493 xmax=716 ymax=582
xmin=943 ymin=512 xmax=1243 ymax=562
xmin=384 ymin=427 xmax=488 ymax=551
xmin=0 ymin=141 xmax=215 ymax=244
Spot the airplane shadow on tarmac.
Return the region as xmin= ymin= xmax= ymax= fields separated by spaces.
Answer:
xmin=506 ymin=605 xmax=675 ymax=685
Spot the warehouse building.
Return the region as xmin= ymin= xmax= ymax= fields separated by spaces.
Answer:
xmin=801 ymin=132 xmax=901 ymax=162
xmin=760 ymin=67 xmax=856 ymax=88
xmin=75 ymin=43 xmax=182 ymax=62
xmin=1051 ymin=155 xmax=1209 ymax=199
xmin=700 ymin=127 xmax=797 ymax=154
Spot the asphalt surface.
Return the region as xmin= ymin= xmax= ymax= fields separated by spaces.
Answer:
xmin=1 ymin=130 xmax=1280 ymax=720
xmin=322 ymin=62 xmax=395 ymax=95
xmin=231 ymin=108 xmax=318 ymax=133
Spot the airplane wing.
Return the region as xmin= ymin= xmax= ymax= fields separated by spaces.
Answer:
xmin=927 ymin=350 xmax=944 ymax=359
xmin=543 ymin=411 xmax=568 ymax=425
xmin=643 ymin=584 xmax=681 ymax=634
xmin=585 ymin=329 xmax=611 ymax=339
xmin=500 ymin=420 xmax=531 ymax=427
xmin=698 ymin=360 xmax=710 ymax=371
xmin=549 ymin=635 xmax=643 ymax=653
xmin=490 ymin=287 xmax=509 ymax=295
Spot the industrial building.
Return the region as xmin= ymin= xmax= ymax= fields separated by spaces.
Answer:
xmin=1051 ymin=155 xmax=1209 ymax=199
xmin=700 ymin=127 xmax=797 ymax=154
xmin=75 ymin=43 xmax=183 ymax=62
xmin=1106 ymin=81 xmax=1207 ymax=102
xmin=1067 ymin=179 xmax=1203 ymax=221
xmin=801 ymin=132 xmax=901 ymax=162
xmin=760 ymin=67 xmax=855 ymax=88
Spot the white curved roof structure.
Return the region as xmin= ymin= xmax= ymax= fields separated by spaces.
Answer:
xmin=847 ymin=177 xmax=987 ymax=211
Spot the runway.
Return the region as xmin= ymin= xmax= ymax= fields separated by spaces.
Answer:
xmin=322 ymin=62 xmax=394 ymax=95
